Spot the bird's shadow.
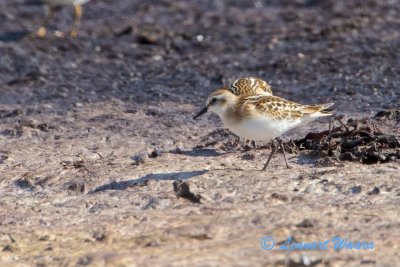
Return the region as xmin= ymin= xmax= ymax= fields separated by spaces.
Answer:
xmin=170 ymin=147 xmax=242 ymax=157
xmin=90 ymin=170 xmax=208 ymax=193
xmin=0 ymin=31 xmax=29 ymax=42
xmin=296 ymin=152 xmax=320 ymax=166
xmin=171 ymin=148 xmax=221 ymax=157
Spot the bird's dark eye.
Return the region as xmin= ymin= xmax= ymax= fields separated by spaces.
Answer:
xmin=211 ymin=98 xmax=217 ymax=103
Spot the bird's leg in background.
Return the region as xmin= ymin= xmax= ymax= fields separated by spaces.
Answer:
xmin=36 ymin=5 xmax=54 ymax=37
xmin=261 ymin=139 xmax=276 ymax=171
xmin=335 ymin=116 xmax=349 ymax=132
xmin=276 ymin=138 xmax=291 ymax=169
xmin=251 ymin=140 xmax=256 ymax=149
xmin=70 ymin=4 xmax=83 ymax=37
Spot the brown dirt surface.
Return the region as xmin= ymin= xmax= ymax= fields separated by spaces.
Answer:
xmin=1 ymin=0 xmax=399 ymax=266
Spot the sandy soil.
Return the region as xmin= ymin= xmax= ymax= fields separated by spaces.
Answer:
xmin=1 ymin=0 xmax=399 ymax=266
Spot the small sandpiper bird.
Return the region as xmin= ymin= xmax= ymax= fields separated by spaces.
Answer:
xmin=225 ymin=77 xmax=273 ymax=148
xmin=194 ymin=89 xmax=334 ymax=170
xmin=35 ymin=0 xmax=90 ymax=37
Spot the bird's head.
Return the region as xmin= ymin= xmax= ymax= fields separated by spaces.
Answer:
xmin=193 ymin=89 xmax=236 ymax=119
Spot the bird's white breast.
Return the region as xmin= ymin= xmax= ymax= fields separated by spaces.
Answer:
xmin=42 ymin=0 xmax=90 ymax=6
xmin=222 ymin=115 xmax=302 ymax=141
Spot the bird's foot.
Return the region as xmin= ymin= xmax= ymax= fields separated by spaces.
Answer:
xmin=54 ymin=31 xmax=65 ymax=38
xmin=70 ymin=29 xmax=78 ymax=38
xmin=35 ymin=27 xmax=47 ymax=38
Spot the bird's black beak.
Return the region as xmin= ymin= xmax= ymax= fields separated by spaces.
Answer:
xmin=193 ymin=106 xmax=208 ymax=120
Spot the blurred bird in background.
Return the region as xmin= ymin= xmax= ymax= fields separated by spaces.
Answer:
xmin=35 ymin=0 xmax=90 ymax=37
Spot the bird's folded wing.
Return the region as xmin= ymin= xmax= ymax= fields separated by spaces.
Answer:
xmin=238 ymin=95 xmax=333 ymax=120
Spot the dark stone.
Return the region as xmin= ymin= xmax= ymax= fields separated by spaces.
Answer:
xmin=296 ymin=218 xmax=315 ymax=228
xmin=367 ymin=187 xmax=380 ymax=195
xmin=351 ymin=186 xmax=362 ymax=194
xmin=173 ymin=180 xmax=201 ymax=204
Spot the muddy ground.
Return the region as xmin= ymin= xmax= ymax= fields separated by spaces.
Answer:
xmin=1 ymin=0 xmax=399 ymax=266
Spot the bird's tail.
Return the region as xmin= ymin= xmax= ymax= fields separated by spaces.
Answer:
xmin=304 ymin=103 xmax=335 ymax=117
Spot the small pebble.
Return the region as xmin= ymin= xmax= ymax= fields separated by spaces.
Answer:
xmin=304 ymin=184 xmax=316 ymax=193
xmin=296 ymin=218 xmax=315 ymax=228
xmin=367 ymin=187 xmax=380 ymax=195
xmin=149 ymin=149 xmax=162 ymax=158
xmin=351 ymin=185 xmax=362 ymax=194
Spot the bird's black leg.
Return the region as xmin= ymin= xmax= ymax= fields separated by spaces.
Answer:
xmin=251 ymin=140 xmax=256 ymax=149
xmin=335 ymin=116 xmax=349 ymax=132
xmin=276 ymin=138 xmax=291 ymax=169
xmin=261 ymin=140 xmax=276 ymax=171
